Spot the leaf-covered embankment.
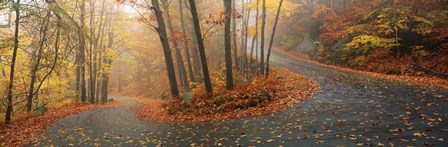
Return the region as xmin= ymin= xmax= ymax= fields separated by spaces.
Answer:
xmin=0 ymin=101 xmax=121 ymax=146
xmin=136 ymin=67 xmax=319 ymax=122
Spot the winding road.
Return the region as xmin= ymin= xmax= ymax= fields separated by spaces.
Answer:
xmin=31 ymin=50 xmax=448 ymax=146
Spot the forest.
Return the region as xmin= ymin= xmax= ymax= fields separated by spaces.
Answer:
xmin=0 ymin=0 xmax=447 ymax=146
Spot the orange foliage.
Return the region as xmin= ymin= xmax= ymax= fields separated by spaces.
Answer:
xmin=136 ymin=68 xmax=319 ymax=122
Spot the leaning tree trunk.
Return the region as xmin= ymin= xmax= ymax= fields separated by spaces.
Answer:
xmin=260 ymin=0 xmax=266 ymax=75
xmin=232 ymin=0 xmax=239 ymax=70
xmin=79 ymin=0 xmax=88 ymax=102
xmin=26 ymin=12 xmax=51 ymax=111
xmin=30 ymin=11 xmax=62 ymax=106
xmin=224 ymin=0 xmax=234 ymax=90
xmin=188 ymin=0 xmax=213 ymax=94
xmin=161 ymin=0 xmax=189 ymax=90
xmin=5 ymin=0 xmax=21 ymax=124
xmin=151 ymin=0 xmax=180 ymax=98
xmin=184 ymin=0 xmax=202 ymax=82
xmin=179 ymin=0 xmax=195 ymax=82
xmin=265 ymin=0 xmax=284 ymax=77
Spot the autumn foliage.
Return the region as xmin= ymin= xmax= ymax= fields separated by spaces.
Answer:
xmin=136 ymin=67 xmax=319 ymax=122
xmin=278 ymin=0 xmax=448 ymax=76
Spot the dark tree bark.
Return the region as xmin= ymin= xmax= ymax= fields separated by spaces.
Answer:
xmin=5 ymin=0 xmax=20 ymax=124
xmin=188 ymin=0 xmax=213 ymax=94
xmin=79 ymin=0 xmax=87 ymax=102
xmin=101 ymin=32 xmax=114 ymax=104
xmin=179 ymin=0 xmax=195 ymax=82
xmin=260 ymin=0 xmax=266 ymax=75
xmin=224 ymin=0 xmax=234 ymax=90
xmin=265 ymin=0 xmax=284 ymax=77
xmin=184 ymin=0 xmax=202 ymax=82
xmin=151 ymin=0 xmax=180 ymax=98
xmin=161 ymin=0 xmax=189 ymax=90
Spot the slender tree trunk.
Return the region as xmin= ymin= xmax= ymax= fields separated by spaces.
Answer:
xmin=0 ymin=58 xmax=6 ymax=77
xmin=101 ymin=32 xmax=114 ymax=103
xmin=249 ymin=0 xmax=258 ymax=68
xmin=244 ymin=0 xmax=251 ymax=76
xmin=254 ymin=0 xmax=259 ymax=74
xmin=188 ymin=0 xmax=213 ymax=94
xmin=260 ymin=0 xmax=266 ymax=75
xmin=75 ymin=54 xmax=80 ymax=97
xmin=161 ymin=0 xmax=189 ymax=90
xmin=117 ymin=62 xmax=122 ymax=93
xmin=79 ymin=0 xmax=87 ymax=102
xmin=145 ymin=56 xmax=152 ymax=91
xmin=265 ymin=0 xmax=284 ymax=77
xmin=240 ymin=0 xmax=247 ymax=72
xmin=5 ymin=0 xmax=20 ymax=124
xmin=26 ymin=12 xmax=51 ymax=111
xmin=88 ymin=0 xmax=96 ymax=104
xmin=225 ymin=0 xmax=234 ymax=90
xmin=393 ymin=1 xmax=400 ymax=57
xmin=30 ymin=12 xmax=62 ymax=104
xmin=95 ymin=52 xmax=102 ymax=101
xmin=184 ymin=0 xmax=202 ymax=81
xmin=179 ymin=0 xmax=194 ymax=82
xmin=96 ymin=11 xmax=108 ymax=101
xmin=151 ymin=0 xmax=180 ymax=98
xmin=232 ymin=0 xmax=239 ymax=70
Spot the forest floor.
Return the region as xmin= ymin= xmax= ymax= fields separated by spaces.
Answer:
xmin=0 ymin=100 xmax=120 ymax=146
xmin=136 ymin=67 xmax=319 ymax=122
xmin=28 ymin=49 xmax=448 ymax=146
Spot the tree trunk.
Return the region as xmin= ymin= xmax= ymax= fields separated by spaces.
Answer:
xmin=95 ymin=52 xmax=102 ymax=102
xmin=244 ymin=0 xmax=251 ymax=76
xmin=79 ymin=0 xmax=87 ymax=102
xmin=260 ymin=0 xmax=266 ymax=75
xmin=225 ymin=0 xmax=234 ymax=90
xmin=179 ymin=0 xmax=195 ymax=82
xmin=0 ymin=58 xmax=6 ymax=77
xmin=249 ymin=0 xmax=258 ymax=71
xmin=161 ymin=0 xmax=189 ymax=90
xmin=254 ymin=0 xmax=259 ymax=74
xmin=184 ymin=0 xmax=202 ymax=82
xmin=88 ymin=0 xmax=96 ymax=104
xmin=232 ymin=0 xmax=239 ymax=70
xmin=5 ymin=0 xmax=21 ymax=124
xmin=30 ymin=11 xmax=62 ymax=105
xmin=265 ymin=0 xmax=284 ymax=77
xmin=188 ymin=0 xmax=213 ymax=95
xmin=26 ymin=12 xmax=51 ymax=111
xmin=151 ymin=0 xmax=180 ymax=98
xmin=101 ymin=32 xmax=114 ymax=103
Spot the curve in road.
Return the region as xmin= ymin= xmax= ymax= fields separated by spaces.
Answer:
xmin=31 ymin=50 xmax=448 ymax=146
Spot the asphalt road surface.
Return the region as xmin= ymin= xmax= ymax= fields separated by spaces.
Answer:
xmin=31 ymin=50 xmax=448 ymax=146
